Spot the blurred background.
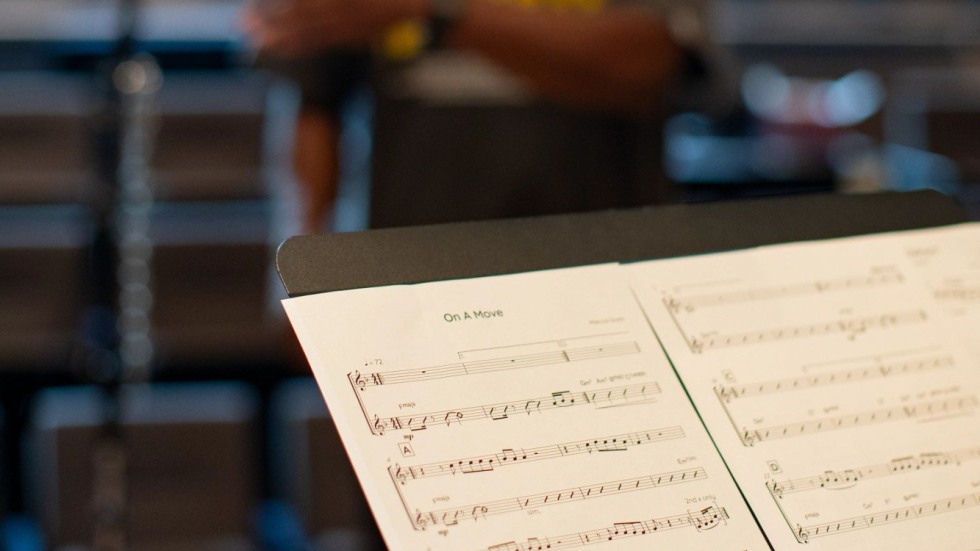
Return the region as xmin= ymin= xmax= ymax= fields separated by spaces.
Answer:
xmin=0 ymin=0 xmax=978 ymax=549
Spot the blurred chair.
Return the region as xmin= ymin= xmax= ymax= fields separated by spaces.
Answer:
xmin=268 ymin=378 xmax=384 ymax=551
xmin=148 ymin=200 xmax=282 ymax=369
xmin=24 ymin=382 xmax=260 ymax=551
xmin=150 ymin=71 xmax=269 ymax=202
xmin=0 ymin=72 xmax=96 ymax=205
xmin=114 ymin=68 xmax=288 ymax=371
xmin=0 ymin=205 xmax=88 ymax=370
xmin=143 ymin=69 xmax=293 ymax=371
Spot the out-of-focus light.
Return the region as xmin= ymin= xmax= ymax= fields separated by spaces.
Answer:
xmin=741 ymin=64 xmax=884 ymax=127
xmin=821 ymin=70 xmax=885 ymax=127
xmin=741 ymin=64 xmax=792 ymax=122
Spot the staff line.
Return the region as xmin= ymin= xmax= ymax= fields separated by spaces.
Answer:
xmin=350 ymin=341 xmax=641 ymax=390
xmin=370 ymin=382 xmax=661 ymax=436
xmin=416 ymin=467 xmax=707 ymax=529
xmin=796 ymin=492 xmax=980 ymax=542
xmin=479 ymin=504 xmax=729 ymax=550
xmin=768 ymin=446 xmax=980 ymax=497
xmin=716 ymin=354 xmax=954 ymax=402
xmin=740 ymin=395 xmax=978 ymax=446
xmin=690 ymin=309 xmax=928 ymax=353
xmin=390 ymin=425 xmax=686 ymax=485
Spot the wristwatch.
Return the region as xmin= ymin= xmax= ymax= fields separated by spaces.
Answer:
xmin=427 ymin=0 xmax=468 ymax=49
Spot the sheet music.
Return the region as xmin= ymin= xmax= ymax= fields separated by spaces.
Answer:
xmin=627 ymin=223 xmax=980 ymax=551
xmin=283 ymin=265 xmax=769 ymax=551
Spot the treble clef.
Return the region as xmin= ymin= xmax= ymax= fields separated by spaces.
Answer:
xmin=690 ymin=338 xmax=704 ymax=354
xmin=373 ymin=415 xmax=386 ymax=435
xmin=393 ymin=464 xmax=407 ymax=485
xmin=414 ymin=510 xmax=429 ymax=530
xmin=769 ymin=480 xmax=783 ymax=498
xmin=716 ymin=386 xmax=734 ymax=403
xmin=796 ymin=524 xmax=809 ymax=544
xmin=352 ymin=371 xmax=367 ymax=391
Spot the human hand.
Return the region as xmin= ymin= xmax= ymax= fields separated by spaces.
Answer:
xmin=240 ymin=0 xmax=427 ymax=55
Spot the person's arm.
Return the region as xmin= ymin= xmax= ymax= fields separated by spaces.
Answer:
xmin=293 ymin=105 xmax=341 ymax=234
xmin=249 ymin=48 xmax=370 ymax=233
xmin=242 ymin=0 xmax=685 ymax=114
xmin=446 ymin=0 xmax=682 ymax=114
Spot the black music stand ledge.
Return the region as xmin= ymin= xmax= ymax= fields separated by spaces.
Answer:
xmin=277 ymin=190 xmax=968 ymax=297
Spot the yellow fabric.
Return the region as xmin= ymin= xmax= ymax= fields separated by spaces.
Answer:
xmin=380 ymin=0 xmax=608 ymax=60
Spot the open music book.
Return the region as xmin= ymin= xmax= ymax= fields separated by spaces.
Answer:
xmin=282 ymin=222 xmax=980 ymax=551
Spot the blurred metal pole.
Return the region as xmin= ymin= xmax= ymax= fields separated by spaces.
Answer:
xmin=114 ymin=55 xmax=160 ymax=386
xmin=77 ymin=0 xmax=161 ymax=548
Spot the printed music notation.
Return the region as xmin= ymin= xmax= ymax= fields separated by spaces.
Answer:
xmin=933 ymin=285 xmax=980 ymax=303
xmin=625 ymin=226 xmax=980 ymax=550
xmin=349 ymin=340 xmax=641 ymax=391
xmin=664 ymin=271 xmax=903 ymax=314
xmin=414 ymin=468 xmax=708 ymax=529
xmin=715 ymin=354 xmax=954 ymax=403
xmin=793 ymin=493 xmax=980 ymax=543
xmin=929 ymin=266 xmax=980 ymax=306
xmin=688 ymin=310 xmax=928 ymax=353
xmin=367 ymin=382 xmax=661 ymax=435
xmin=481 ymin=504 xmax=729 ymax=550
xmin=739 ymin=395 xmax=978 ymax=446
xmin=766 ymin=446 xmax=980 ymax=498
xmin=389 ymin=426 xmax=685 ymax=485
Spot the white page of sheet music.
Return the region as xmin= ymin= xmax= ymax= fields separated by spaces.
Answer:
xmin=627 ymin=223 xmax=980 ymax=551
xmin=283 ymin=264 xmax=770 ymax=551
xmin=898 ymin=224 xmax=980 ymax=355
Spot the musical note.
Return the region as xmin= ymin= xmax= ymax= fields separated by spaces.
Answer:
xmin=441 ymin=510 xmax=461 ymax=526
xmin=690 ymin=310 xmax=927 ymax=353
xmin=480 ymin=505 xmax=729 ymax=550
xmin=488 ymin=405 xmax=510 ymax=421
xmin=797 ymin=492 xmax=980 ymax=540
xmin=591 ymin=385 xmax=658 ymax=409
xmin=390 ymin=426 xmax=684 ymax=485
xmin=407 ymin=416 xmax=429 ymax=432
xmin=472 ymin=505 xmax=489 ymax=522
xmin=611 ymin=521 xmax=646 ymax=535
xmin=691 ymin=505 xmax=726 ymax=531
xmin=369 ymin=382 xmax=661 ymax=435
xmin=444 ymin=411 xmax=464 ymax=427
xmin=418 ymin=467 xmax=706 ymax=528
xmin=738 ymin=395 xmax=978 ymax=446
xmin=715 ymin=354 xmax=954 ymax=403
xmin=350 ymin=340 xmax=640 ymax=390
xmin=932 ymin=285 xmax=980 ymax=303
xmin=767 ymin=446 xmax=980 ymax=497
xmin=552 ymin=390 xmax=577 ymax=406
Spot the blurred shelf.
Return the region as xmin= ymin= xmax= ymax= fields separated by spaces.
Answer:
xmin=0 ymin=201 xmax=286 ymax=373
xmin=0 ymin=0 xmax=244 ymax=44
xmin=715 ymin=0 xmax=980 ymax=48
xmin=0 ymin=0 xmax=249 ymax=70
